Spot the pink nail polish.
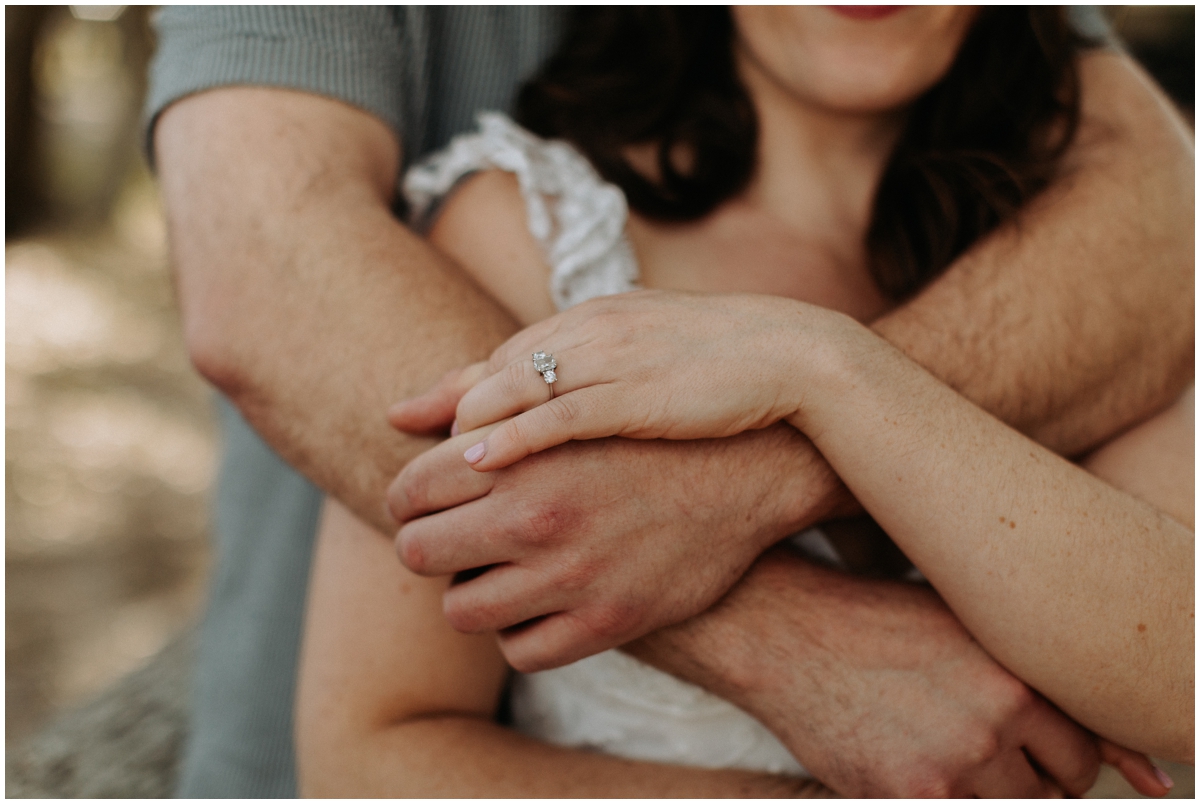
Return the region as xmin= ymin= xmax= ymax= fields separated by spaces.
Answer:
xmin=463 ymin=442 xmax=486 ymax=464
xmin=1153 ymin=765 xmax=1174 ymax=790
xmin=450 ymin=419 xmax=460 ymax=437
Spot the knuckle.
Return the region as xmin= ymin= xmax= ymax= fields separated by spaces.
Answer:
xmin=399 ymin=471 xmax=432 ymax=514
xmin=899 ymin=766 xmax=954 ymax=799
xmin=520 ymin=501 xmax=573 ymax=546
xmin=1058 ymin=737 xmax=1101 ymax=795
xmin=546 ymin=395 xmax=582 ymax=429
xmin=396 ymin=529 xmax=428 ymax=574
xmin=453 ymin=389 xmax=476 ymax=426
xmin=923 ymin=779 xmax=954 ymax=799
xmin=1066 ymin=755 xmax=1101 ymax=795
xmin=1060 ymin=769 xmax=1097 ymax=798
xmin=386 ymin=484 xmax=408 ymax=524
xmin=502 ymin=416 xmax=535 ymax=454
xmin=960 ymin=728 xmax=1001 ymax=767
xmin=579 ymin=600 xmax=642 ymax=642
xmin=977 ymin=669 xmax=1033 ymax=719
xmin=996 ymin=676 xmax=1036 ymax=717
xmin=502 ymin=360 xmax=529 ymax=398
xmin=1005 ymin=675 xmax=1035 ymax=707
xmin=553 ymin=554 xmax=600 ymax=594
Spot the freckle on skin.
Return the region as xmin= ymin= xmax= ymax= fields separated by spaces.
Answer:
xmin=1009 ymin=521 xmax=1016 ymax=529
xmin=1138 ymin=623 xmax=1147 ymax=632
xmin=999 ymin=516 xmax=1006 ymax=523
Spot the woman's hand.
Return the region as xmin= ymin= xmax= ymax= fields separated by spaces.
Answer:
xmin=391 ymin=290 xmax=851 ymax=472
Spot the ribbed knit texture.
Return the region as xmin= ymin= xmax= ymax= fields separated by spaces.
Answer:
xmin=145 ymin=7 xmax=565 ymax=798
xmin=144 ymin=7 xmax=565 ymax=169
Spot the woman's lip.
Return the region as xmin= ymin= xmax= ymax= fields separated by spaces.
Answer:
xmin=827 ymin=6 xmax=907 ymax=20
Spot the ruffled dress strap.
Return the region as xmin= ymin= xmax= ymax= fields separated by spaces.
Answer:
xmin=403 ymin=112 xmax=640 ymax=311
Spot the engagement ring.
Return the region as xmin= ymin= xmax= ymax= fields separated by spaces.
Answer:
xmin=532 ymin=351 xmax=557 ymax=399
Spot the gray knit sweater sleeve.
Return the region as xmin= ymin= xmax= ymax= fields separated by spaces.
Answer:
xmin=144 ymin=6 xmax=407 ymax=154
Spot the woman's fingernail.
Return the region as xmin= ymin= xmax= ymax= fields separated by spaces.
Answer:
xmin=450 ymin=419 xmax=460 ymax=437
xmin=463 ymin=442 xmax=487 ymax=464
xmin=1153 ymin=765 xmax=1174 ymax=790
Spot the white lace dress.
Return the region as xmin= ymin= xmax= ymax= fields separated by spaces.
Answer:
xmin=404 ymin=112 xmax=845 ymax=777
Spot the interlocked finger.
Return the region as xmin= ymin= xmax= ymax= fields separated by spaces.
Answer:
xmin=464 ymin=389 xmax=629 ymax=472
xmin=441 ymin=563 xmax=566 ymax=634
xmin=1099 ymin=740 xmax=1174 ymax=797
xmin=387 ymin=424 xmax=502 ymax=523
xmin=1019 ymin=697 xmax=1102 ymax=796
xmin=970 ymin=749 xmax=1060 ymax=798
xmin=455 ymin=355 xmax=560 ymax=432
xmin=388 ymin=361 xmax=491 ymax=433
xmin=497 ymin=609 xmax=617 ymax=673
xmin=396 ymin=494 xmax=525 ymax=576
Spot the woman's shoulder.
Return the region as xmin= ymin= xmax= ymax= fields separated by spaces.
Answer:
xmin=404 ymin=113 xmax=587 ymax=229
xmin=404 ymin=113 xmax=640 ymax=318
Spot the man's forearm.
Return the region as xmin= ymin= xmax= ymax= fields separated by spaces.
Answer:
xmin=156 ymin=88 xmax=518 ymax=532
xmin=873 ymin=52 xmax=1193 ymax=455
xmin=718 ymin=54 xmax=1194 ymax=537
xmin=628 ymin=548 xmax=1114 ymax=798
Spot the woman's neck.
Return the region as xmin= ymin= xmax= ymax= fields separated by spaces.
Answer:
xmin=735 ymin=43 xmax=905 ymax=244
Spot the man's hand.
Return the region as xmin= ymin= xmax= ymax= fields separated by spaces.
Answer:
xmin=389 ymin=423 xmax=852 ymax=672
xmin=628 ymin=547 xmax=1170 ymax=798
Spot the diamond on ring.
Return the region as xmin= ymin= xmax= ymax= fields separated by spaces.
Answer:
xmin=533 ymin=351 xmax=557 ymax=385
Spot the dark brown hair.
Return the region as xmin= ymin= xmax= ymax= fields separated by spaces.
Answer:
xmin=516 ymin=7 xmax=1093 ymax=299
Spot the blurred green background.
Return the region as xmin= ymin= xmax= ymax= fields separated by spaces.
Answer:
xmin=4 ymin=5 xmax=1194 ymax=796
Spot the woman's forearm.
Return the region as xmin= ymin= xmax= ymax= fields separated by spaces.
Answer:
xmin=301 ymin=716 xmax=821 ymax=798
xmin=298 ymin=499 xmax=826 ymax=798
xmin=787 ymin=322 xmax=1194 ymax=760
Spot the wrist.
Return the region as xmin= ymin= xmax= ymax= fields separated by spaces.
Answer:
xmin=780 ymin=307 xmax=875 ymax=434
xmin=755 ymin=424 xmax=861 ymax=535
xmin=728 ymin=306 xmax=872 ymax=541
